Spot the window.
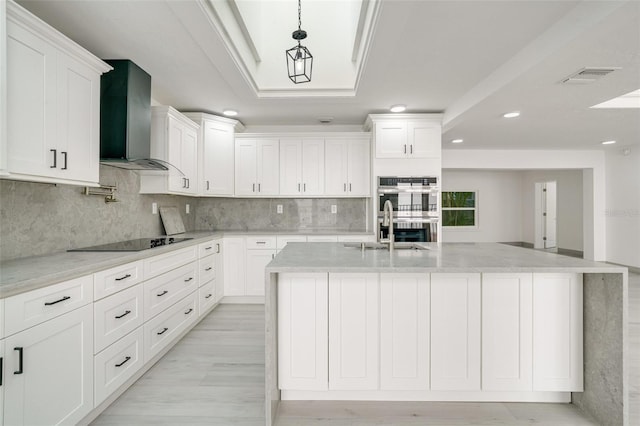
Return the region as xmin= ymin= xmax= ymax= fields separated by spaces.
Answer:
xmin=442 ymin=191 xmax=477 ymax=227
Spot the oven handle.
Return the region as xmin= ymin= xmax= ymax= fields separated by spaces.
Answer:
xmin=380 ymin=217 xmax=439 ymax=224
xmin=377 ymin=188 xmax=439 ymax=194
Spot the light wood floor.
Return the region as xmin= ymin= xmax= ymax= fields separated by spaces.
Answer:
xmin=92 ymin=272 xmax=640 ymax=426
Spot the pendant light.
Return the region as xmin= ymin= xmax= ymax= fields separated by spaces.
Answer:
xmin=285 ymin=0 xmax=312 ymax=84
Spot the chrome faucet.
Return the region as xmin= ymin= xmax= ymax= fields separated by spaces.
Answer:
xmin=381 ymin=199 xmax=395 ymax=252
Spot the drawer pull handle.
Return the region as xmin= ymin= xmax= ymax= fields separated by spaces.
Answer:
xmin=115 ymin=310 xmax=132 ymax=319
xmin=184 ymin=308 xmax=193 ymax=315
xmin=157 ymin=327 xmax=169 ymax=335
xmin=216 ymin=243 xmax=220 ymax=253
xmin=205 ymin=267 xmax=213 ymax=271
xmin=115 ymin=274 xmax=132 ymax=281
xmin=184 ymin=277 xmax=193 ymax=282
xmin=157 ymin=290 xmax=168 ymax=297
xmin=50 ymin=149 xmax=57 ymax=168
xmin=205 ymin=294 xmax=213 ymax=299
xmin=44 ymin=296 xmax=70 ymax=306
xmin=61 ymin=151 xmax=68 ymax=170
xmin=14 ymin=347 xmax=23 ymax=375
xmin=256 ymin=241 xmax=266 ymax=245
xmin=205 ymin=246 xmax=212 ymax=250
xmin=115 ymin=356 xmax=131 ymax=368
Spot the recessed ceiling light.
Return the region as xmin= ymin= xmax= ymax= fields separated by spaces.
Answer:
xmin=390 ymin=104 xmax=406 ymax=113
xmin=503 ymin=111 xmax=520 ymax=118
xmin=601 ymin=140 xmax=616 ymax=145
xmin=223 ymin=109 xmax=238 ymax=117
xmin=451 ymin=139 xmax=464 ymax=144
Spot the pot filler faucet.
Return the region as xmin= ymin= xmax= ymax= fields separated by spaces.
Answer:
xmin=381 ymin=199 xmax=395 ymax=252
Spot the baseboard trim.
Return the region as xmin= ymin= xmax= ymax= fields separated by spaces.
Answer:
xmin=281 ymin=390 xmax=571 ymax=403
xmin=221 ymin=295 xmax=265 ymax=304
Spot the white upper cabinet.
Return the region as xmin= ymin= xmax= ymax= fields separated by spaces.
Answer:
xmin=279 ymin=138 xmax=325 ymax=196
xmin=324 ymin=137 xmax=370 ymax=197
xmin=183 ymin=113 xmax=242 ymax=197
xmin=4 ymin=1 xmax=111 ymax=186
xmin=366 ymin=114 xmax=442 ymax=160
xmin=235 ymin=138 xmax=279 ymax=196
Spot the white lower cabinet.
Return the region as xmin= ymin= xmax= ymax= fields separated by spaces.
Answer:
xmin=143 ymin=261 xmax=198 ymax=321
xmin=278 ymin=273 xmax=328 ymax=390
xmin=198 ymin=280 xmax=216 ymax=316
xmin=328 ymin=273 xmax=379 ymax=390
xmin=380 ymin=273 xmax=430 ymax=390
xmin=482 ymin=273 xmax=533 ymax=391
xmin=94 ymin=327 xmax=144 ymax=406
xmin=3 ymin=304 xmax=93 ymax=425
xmin=0 ymin=338 xmax=5 ymax=426
xmin=246 ymin=249 xmax=276 ymax=296
xmin=532 ymin=273 xmax=583 ymax=391
xmin=223 ymin=237 xmax=246 ymax=296
xmin=94 ymin=284 xmax=144 ymax=353
xmin=429 ymin=273 xmax=481 ymax=391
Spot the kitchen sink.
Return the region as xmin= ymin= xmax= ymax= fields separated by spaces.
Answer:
xmin=343 ymin=242 xmax=430 ymax=250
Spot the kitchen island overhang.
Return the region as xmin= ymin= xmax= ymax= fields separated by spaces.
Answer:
xmin=264 ymin=242 xmax=629 ymax=426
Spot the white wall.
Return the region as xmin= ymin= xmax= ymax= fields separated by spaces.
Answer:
xmin=441 ymin=170 xmax=523 ymax=243
xmin=520 ymin=170 xmax=583 ymax=251
xmin=605 ymin=147 xmax=640 ymax=268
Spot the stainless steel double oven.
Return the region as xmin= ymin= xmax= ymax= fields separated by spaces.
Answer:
xmin=377 ymin=176 xmax=439 ymax=242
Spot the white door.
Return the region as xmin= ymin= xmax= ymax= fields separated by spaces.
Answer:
xmin=324 ymin=140 xmax=349 ymax=195
xmin=7 ymin=23 xmax=58 ymax=179
xmin=167 ymin=117 xmax=185 ymax=193
xmin=407 ymin=121 xmax=441 ymax=158
xmin=328 ymin=273 xmax=379 ymax=390
xmin=235 ymin=139 xmax=258 ymax=196
xmin=533 ymin=273 xmax=583 ymax=391
xmin=374 ymin=121 xmax=407 ymax=158
xmin=245 ymin=249 xmax=276 ymax=296
xmin=4 ymin=305 xmax=93 ymax=426
xmin=181 ymin=125 xmax=198 ymax=194
xmin=430 ymin=273 xmax=481 ymax=391
xmin=302 ymin=138 xmax=325 ymax=195
xmin=380 ymin=273 xmax=430 ymax=390
xmin=482 ymin=273 xmax=533 ymax=391
xmin=279 ymin=139 xmax=302 ymax=196
xmin=202 ymin=120 xmax=234 ymax=195
xmin=278 ymin=273 xmax=328 ymax=390
xmin=223 ymin=237 xmax=246 ymax=296
xmin=347 ymin=138 xmax=370 ymax=196
xmin=213 ymin=240 xmax=224 ymax=303
xmin=257 ymin=139 xmax=279 ymax=195
xmin=544 ymin=181 xmax=557 ymax=249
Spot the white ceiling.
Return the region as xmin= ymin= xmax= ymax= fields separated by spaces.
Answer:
xmin=16 ymin=0 xmax=640 ymax=151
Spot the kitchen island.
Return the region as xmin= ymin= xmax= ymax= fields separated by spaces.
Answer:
xmin=264 ymin=242 xmax=629 ymax=426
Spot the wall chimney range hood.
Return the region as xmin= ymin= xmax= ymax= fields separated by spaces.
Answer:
xmin=100 ymin=60 xmax=172 ymax=171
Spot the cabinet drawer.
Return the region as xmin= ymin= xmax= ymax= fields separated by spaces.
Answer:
xmin=94 ymin=260 xmax=144 ymax=300
xmin=198 ymin=281 xmax=216 ymax=317
xmin=94 ymin=327 xmax=144 ymax=406
xmin=199 ymin=255 xmax=216 ymax=285
xmin=5 ymin=275 xmax=93 ymax=336
xmin=276 ymin=235 xmax=307 ymax=250
xmin=143 ymin=261 xmax=198 ymax=321
xmin=246 ymin=236 xmax=276 ymax=250
xmin=94 ymin=285 xmax=144 ymax=353
xmin=143 ymin=292 xmax=198 ymax=363
xmin=198 ymin=239 xmax=221 ymax=257
xmin=143 ymin=246 xmax=198 ymax=280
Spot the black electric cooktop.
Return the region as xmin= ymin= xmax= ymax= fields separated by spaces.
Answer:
xmin=68 ymin=237 xmax=193 ymax=252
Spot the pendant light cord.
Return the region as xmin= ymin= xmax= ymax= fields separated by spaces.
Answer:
xmin=298 ymin=0 xmax=302 ymax=31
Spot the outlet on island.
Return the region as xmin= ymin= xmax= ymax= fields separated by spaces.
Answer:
xmin=331 ymin=205 xmax=337 ymax=214
xmin=277 ymin=204 xmax=283 ymax=214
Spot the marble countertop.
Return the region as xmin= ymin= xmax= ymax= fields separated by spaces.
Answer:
xmin=0 ymin=229 xmax=372 ymax=298
xmin=267 ymin=242 xmax=628 ymax=274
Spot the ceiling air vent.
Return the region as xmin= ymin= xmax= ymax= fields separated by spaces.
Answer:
xmin=561 ymin=67 xmax=620 ymax=84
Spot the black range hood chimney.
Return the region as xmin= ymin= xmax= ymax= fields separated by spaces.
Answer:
xmin=100 ymin=60 xmax=168 ymax=171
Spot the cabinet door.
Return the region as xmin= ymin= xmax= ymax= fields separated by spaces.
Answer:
xmin=328 ymin=273 xmax=379 ymax=390
xmin=235 ymin=139 xmax=258 ymax=196
xmin=181 ymin=125 xmax=198 ymax=195
xmin=375 ymin=121 xmax=407 ymax=158
xmin=407 ymin=121 xmax=441 ymax=158
xmin=347 ymin=138 xmax=370 ymax=196
xmin=324 ymin=140 xmax=349 ymax=195
xmin=257 ymin=139 xmax=279 ymax=195
xmin=278 ymin=273 xmax=328 ymax=390
xmin=279 ymin=139 xmax=302 ymax=196
xmin=167 ymin=116 xmax=186 ymax=193
xmin=223 ymin=237 xmax=246 ymax=296
xmin=6 ymin=22 xmax=58 ymax=179
xmin=245 ymin=249 xmax=276 ymax=296
xmin=380 ymin=273 xmax=430 ymax=390
xmin=0 ymin=338 xmax=4 ymax=426
xmin=56 ymin=54 xmax=100 ymax=184
xmin=482 ymin=273 xmax=533 ymax=391
xmin=202 ymin=120 xmax=234 ymax=196
xmin=214 ymin=240 xmax=224 ymax=302
xmin=4 ymin=305 xmax=93 ymax=426
xmin=302 ymin=138 xmax=325 ymax=195
xmin=430 ymin=273 xmax=481 ymax=391
xmin=533 ymin=273 xmax=583 ymax=391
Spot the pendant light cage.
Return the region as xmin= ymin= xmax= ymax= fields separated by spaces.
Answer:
xmin=286 ymin=0 xmax=312 ymax=84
